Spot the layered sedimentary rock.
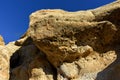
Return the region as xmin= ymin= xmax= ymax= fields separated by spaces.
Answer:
xmin=1 ymin=0 xmax=120 ymax=80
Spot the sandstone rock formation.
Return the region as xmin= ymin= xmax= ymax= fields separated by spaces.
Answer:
xmin=0 ymin=0 xmax=120 ymax=80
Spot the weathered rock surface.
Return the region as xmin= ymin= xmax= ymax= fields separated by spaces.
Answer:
xmin=26 ymin=0 xmax=120 ymax=80
xmin=9 ymin=37 xmax=56 ymax=80
xmin=0 ymin=37 xmax=56 ymax=80
xmin=0 ymin=46 xmax=9 ymax=80
xmin=1 ymin=0 xmax=120 ymax=80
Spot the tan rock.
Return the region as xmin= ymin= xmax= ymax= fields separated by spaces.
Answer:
xmin=9 ymin=39 xmax=55 ymax=80
xmin=27 ymin=3 xmax=119 ymax=68
xmin=26 ymin=1 xmax=120 ymax=80
xmin=1 ymin=1 xmax=120 ymax=80
xmin=0 ymin=36 xmax=56 ymax=80
xmin=28 ymin=12 xmax=117 ymax=67
xmin=0 ymin=35 xmax=5 ymax=46
xmin=0 ymin=46 xmax=10 ymax=80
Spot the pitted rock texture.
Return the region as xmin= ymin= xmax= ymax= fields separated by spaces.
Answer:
xmin=28 ymin=19 xmax=117 ymax=67
xmin=26 ymin=0 xmax=120 ymax=80
xmin=1 ymin=1 xmax=120 ymax=80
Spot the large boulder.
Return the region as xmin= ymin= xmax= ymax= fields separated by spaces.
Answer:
xmin=26 ymin=0 xmax=120 ymax=80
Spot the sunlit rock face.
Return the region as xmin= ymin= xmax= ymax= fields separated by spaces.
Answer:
xmin=27 ymin=1 xmax=120 ymax=80
xmin=1 ymin=1 xmax=120 ymax=80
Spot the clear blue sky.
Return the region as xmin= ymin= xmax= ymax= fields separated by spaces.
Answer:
xmin=0 ymin=0 xmax=115 ymax=43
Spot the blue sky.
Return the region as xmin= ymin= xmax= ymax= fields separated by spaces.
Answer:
xmin=0 ymin=0 xmax=115 ymax=43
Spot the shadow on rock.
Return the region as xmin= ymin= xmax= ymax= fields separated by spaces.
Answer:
xmin=9 ymin=37 xmax=57 ymax=80
xmin=96 ymin=44 xmax=120 ymax=80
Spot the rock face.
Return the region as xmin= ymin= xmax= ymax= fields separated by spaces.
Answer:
xmin=0 ymin=46 xmax=9 ymax=80
xmin=1 ymin=0 xmax=120 ymax=80
xmin=0 ymin=36 xmax=9 ymax=80
xmin=26 ymin=1 xmax=120 ymax=80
